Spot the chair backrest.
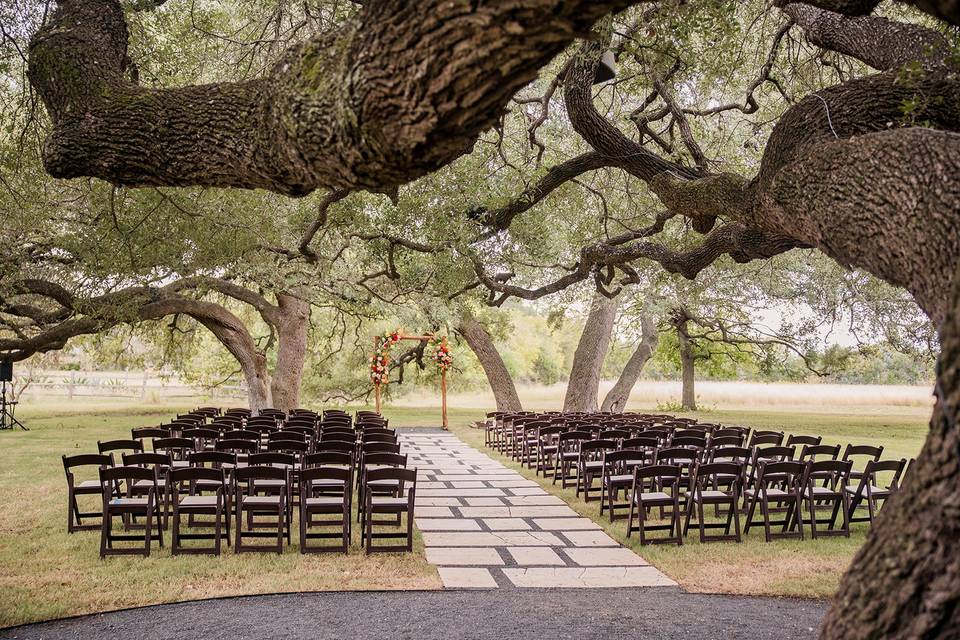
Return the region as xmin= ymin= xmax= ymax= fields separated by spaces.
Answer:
xmin=100 ymin=464 xmax=157 ymax=495
xmin=799 ymin=443 xmax=841 ymax=461
xmin=753 ymin=445 xmax=795 ymax=462
xmin=635 ymin=464 xmax=683 ymax=483
xmin=153 ymin=437 xmax=195 ymax=458
xmin=655 ymin=447 xmax=698 ymax=464
xmin=602 ymin=448 xmax=647 ymax=472
xmin=362 ymin=432 xmax=398 ymax=445
xmin=805 ymin=459 xmax=851 ymax=487
xmin=303 ymin=451 xmax=353 ymax=468
xmin=749 ymin=431 xmax=784 ymax=447
xmin=756 ymin=460 xmax=807 ymax=487
xmin=122 ymin=452 xmax=172 ymax=470
xmin=598 ymin=429 xmax=631 ymax=441
xmin=557 ymin=430 xmax=592 ymax=450
xmin=248 ymin=452 xmax=296 ymax=468
xmin=842 ymin=444 xmax=884 ymax=466
xmin=862 ymin=458 xmax=907 ymax=490
xmin=224 ymin=429 xmax=260 ymax=441
xmin=710 ymin=446 xmax=752 ymax=463
xmin=362 ymin=441 xmax=401 ymax=455
xmin=364 ymin=467 xmax=416 ymax=496
xmin=63 ymin=453 xmax=114 ymax=479
xmin=709 ymin=436 xmax=743 ymax=448
xmin=98 ymin=439 xmax=144 ymax=455
xmin=284 ymin=425 xmax=316 ymax=437
xmin=671 ymin=435 xmax=707 ymax=449
xmin=692 ymin=462 xmax=743 ymax=490
xmin=315 ymin=440 xmax=356 ymax=455
xmin=362 ymin=452 xmax=407 ymax=468
xmin=234 ymin=464 xmax=288 ymax=485
xmin=131 ymin=427 xmax=171 ymax=442
xmin=190 ymin=450 xmax=237 ymax=468
xmin=168 ymin=466 xmax=226 ymax=493
xmin=580 ymin=439 xmax=617 ymax=458
xmin=300 ymin=465 xmax=351 ymax=488
xmin=215 ymin=438 xmax=259 ymax=454
xmin=621 ymin=436 xmax=658 ymax=450
xmin=786 ymin=434 xmax=822 ymax=447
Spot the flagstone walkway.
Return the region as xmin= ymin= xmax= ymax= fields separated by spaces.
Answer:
xmin=400 ymin=430 xmax=677 ymax=589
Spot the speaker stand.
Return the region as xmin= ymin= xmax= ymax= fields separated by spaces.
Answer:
xmin=0 ymin=381 xmax=27 ymax=431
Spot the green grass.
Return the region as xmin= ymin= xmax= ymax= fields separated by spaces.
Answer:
xmin=0 ymin=402 xmax=449 ymax=628
xmin=451 ymin=407 xmax=929 ymax=599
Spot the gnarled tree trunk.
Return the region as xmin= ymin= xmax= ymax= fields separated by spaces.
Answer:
xmin=601 ymin=313 xmax=658 ymax=412
xmin=269 ymin=293 xmax=310 ymax=413
xmin=458 ymin=314 xmax=523 ymax=412
xmin=564 ymin=292 xmax=618 ymax=412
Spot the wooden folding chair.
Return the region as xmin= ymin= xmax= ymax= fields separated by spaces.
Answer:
xmin=627 ymin=464 xmax=684 ymax=545
xmin=99 ymin=465 xmax=164 ymax=558
xmin=63 ymin=453 xmax=113 ymax=533
xmin=168 ymin=466 xmax=230 ymax=555
xmin=300 ymin=466 xmax=352 ymax=553
xmin=363 ymin=467 xmax=417 ymax=553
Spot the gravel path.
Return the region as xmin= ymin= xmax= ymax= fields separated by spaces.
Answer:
xmin=1 ymin=589 xmax=825 ymax=640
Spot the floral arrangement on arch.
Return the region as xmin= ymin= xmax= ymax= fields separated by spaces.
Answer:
xmin=429 ymin=336 xmax=453 ymax=372
xmin=370 ymin=329 xmax=402 ymax=385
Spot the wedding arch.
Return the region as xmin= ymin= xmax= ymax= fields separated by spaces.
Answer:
xmin=370 ymin=331 xmax=453 ymax=429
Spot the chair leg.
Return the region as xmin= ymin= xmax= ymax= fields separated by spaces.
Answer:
xmin=99 ymin=508 xmax=110 ymax=559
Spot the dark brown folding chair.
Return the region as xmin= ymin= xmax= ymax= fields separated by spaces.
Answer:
xmin=168 ymin=466 xmax=230 ymax=555
xmin=846 ymin=458 xmax=906 ymax=524
xmin=358 ymin=451 xmax=407 ymax=523
xmin=300 ymin=466 xmax=352 ymax=553
xmin=63 ymin=454 xmax=113 ymax=533
xmin=627 ymin=464 xmax=683 ymax=545
xmin=554 ymin=430 xmax=592 ymax=488
xmin=744 ymin=460 xmax=807 ymax=542
xmin=600 ymin=448 xmax=648 ymax=521
xmin=98 ymin=439 xmax=143 ymax=456
xmin=122 ymin=452 xmax=173 ymax=529
xmin=684 ymin=461 xmax=743 ymax=543
xmin=99 ymin=465 xmax=164 ymax=558
xmin=234 ymin=465 xmax=289 ymax=553
xmin=577 ymin=439 xmax=617 ymax=501
xmin=797 ymin=459 xmax=852 ymax=538
xmin=363 ymin=467 xmax=417 ymax=554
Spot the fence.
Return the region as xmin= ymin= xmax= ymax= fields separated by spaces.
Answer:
xmin=13 ymin=370 xmax=247 ymax=401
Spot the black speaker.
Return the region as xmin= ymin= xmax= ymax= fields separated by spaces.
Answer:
xmin=0 ymin=360 xmax=12 ymax=382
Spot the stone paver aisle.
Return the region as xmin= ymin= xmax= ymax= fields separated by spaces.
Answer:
xmin=399 ymin=430 xmax=677 ymax=589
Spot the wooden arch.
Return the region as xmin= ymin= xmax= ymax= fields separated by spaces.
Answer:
xmin=372 ymin=332 xmax=449 ymax=430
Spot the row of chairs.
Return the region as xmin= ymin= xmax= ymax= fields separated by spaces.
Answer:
xmin=63 ymin=408 xmax=418 ymax=557
xmin=483 ymin=411 xmax=910 ymax=545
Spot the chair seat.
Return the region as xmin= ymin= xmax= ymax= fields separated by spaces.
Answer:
xmin=134 ymin=479 xmax=165 ymax=488
xmin=371 ymin=496 xmax=409 ymax=507
xmin=845 ymin=485 xmax=889 ymax=497
xmin=305 ymin=497 xmax=345 ymax=507
xmin=604 ymin=474 xmax=633 ymax=485
xmin=368 ymin=479 xmax=401 ymax=488
xmin=109 ymin=497 xmax=149 ymax=507
xmin=254 ymin=479 xmax=287 ymax=489
xmin=637 ymin=491 xmax=672 ymax=502
xmin=561 ymin=452 xmax=578 ymax=460
xmin=745 ymin=488 xmax=792 ymax=498
xmin=697 ymin=489 xmax=733 ymax=500
xmin=310 ymin=479 xmax=347 ymax=488
xmin=583 ymin=461 xmax=603 ymax=470
xmin=171 ymin=460 xmax=191 ymax=468
xmin=179 ymin=495 xmax=220 ymax=507
xmin=76 ymin=480 xmax=102 ymax=489
xmin=242 ymin=495 xmax=282 ymax=506
xmin=541 ymin=445 xmax=558 ymax=453
xmin=808 ymin=486 xmax=840 ymax=497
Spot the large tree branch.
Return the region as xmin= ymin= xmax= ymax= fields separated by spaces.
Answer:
xmin=28 ymin=0 xmax=649 ymax=195
xmin=782 ymin=3 xmax=950 ymax=71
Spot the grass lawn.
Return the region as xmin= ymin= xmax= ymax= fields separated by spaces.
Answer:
xmin=450 ymin=405 xmax=929 ymax=600
xmin=0 ymin=401 xmax=458 ymax=628
xmin=0 ymin=396 xmax=930 ymax=626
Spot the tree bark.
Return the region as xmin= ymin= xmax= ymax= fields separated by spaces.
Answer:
xmin=676 ymin=316 xmax=697 ymax=412
xmin=601 ymin=313 xmax=658 ymax=412
xmin=563 ymin=292 xmax=618 ymax=413
xmin=269 ymin=293 xmax=310 ymax=413
xmin=458 ymin=314 xmax=523 ymax=412
xmin=27 ymin=0 xmax=649 ymax=196
xmin=820 ymin=265 xmax=960 ymax=638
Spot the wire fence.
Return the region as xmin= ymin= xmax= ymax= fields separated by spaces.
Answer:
xmin=12 ymin=370 xmax=247 ymax=401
